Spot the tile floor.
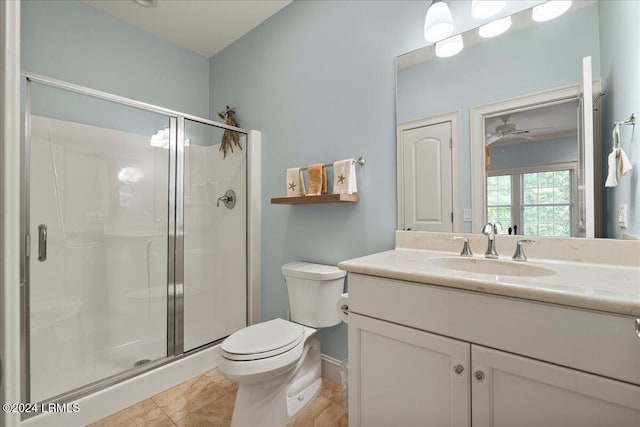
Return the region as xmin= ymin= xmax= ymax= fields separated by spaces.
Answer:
xmin=90 ymin=368 xmax=347 ymax=427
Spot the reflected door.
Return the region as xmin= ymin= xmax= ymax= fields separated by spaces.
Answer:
xmin=25 ymin=82 xmax=171 ymax=402
xmin=401 ymin=121 xmax=453 ymax=232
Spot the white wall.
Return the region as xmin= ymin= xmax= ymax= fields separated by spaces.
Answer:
xmin=1 ymin=1 xmax=22 ymax=426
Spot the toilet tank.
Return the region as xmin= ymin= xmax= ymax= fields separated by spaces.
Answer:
xmin=282 ymin=262 xmax=346 ymax=328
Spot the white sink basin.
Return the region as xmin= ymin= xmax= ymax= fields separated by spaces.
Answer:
xmin=426 ymin=257 xmax=555 ymax=277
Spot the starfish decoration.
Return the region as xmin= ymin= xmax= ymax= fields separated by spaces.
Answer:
xmin=288 ymin=181 xmax=296 ymax=191
xmin=338 ymin=174 xmax=346 ymax=184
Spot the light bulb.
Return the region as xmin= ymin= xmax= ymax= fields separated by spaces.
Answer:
xmin=532 ymin=1 xmax=572 ymax=22
xmin=479 ymin=16 xmax=511 ymax=38
xmin=435 ymin=34 xmax=464 ymax=58
xmin=424 ymin=1 xmax=454 ymax=42
xmin=471 ymin=0 xmax=505 ymax=20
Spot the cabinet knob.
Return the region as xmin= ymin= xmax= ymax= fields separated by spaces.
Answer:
xmin=474 ymin=370 xmax=485 ymax=383
xmin=453 ymin=364 xmax=465 ymax=375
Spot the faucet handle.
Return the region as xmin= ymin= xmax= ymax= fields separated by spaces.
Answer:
xmin=482 ymin=222 xmax=502 ymax=235
xmin=512 ymin=239 xmax=536 ymax=262
xmin=452 ymin=236 xmax=473 ymax=257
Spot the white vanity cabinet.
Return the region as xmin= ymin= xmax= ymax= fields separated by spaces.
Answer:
xmin=472 ymin=345 xmax=640 ymax=427
xmin=349 ymin=313 xmax=470 ymax=427
xmin=347 ymin=273 xmax=640 ymax=427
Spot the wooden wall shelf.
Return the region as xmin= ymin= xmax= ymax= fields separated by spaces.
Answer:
xmin=271 ymin=194 xmax=359 ymax=205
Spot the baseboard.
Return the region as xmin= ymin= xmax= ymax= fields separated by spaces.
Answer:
xmin=321 ymin=354 xmax=343 ymax=384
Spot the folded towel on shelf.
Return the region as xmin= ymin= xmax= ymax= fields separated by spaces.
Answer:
xmin=322 ymin=166 xmax=328 ymax=193
xmin=333 ymin=159 xmax=358 ymax=195
xmin=286 ymin=168 xmax=305 ymax=197
xmin=306 ymin=163 xmax=324 ymax=196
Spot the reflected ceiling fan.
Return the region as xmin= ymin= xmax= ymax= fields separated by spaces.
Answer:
xmin=486 ymin=115 xmax=552 ymax=145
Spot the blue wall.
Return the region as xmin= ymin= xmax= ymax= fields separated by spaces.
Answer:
xmin=209 ymin=1 xmax=435 ymax=360
xmin=599 ymin=1 xmax=640 ymax=238
xmin=21 ymin=0 xmax=210 ymax=118
xmin=490 ymin=136 xmax=578 ymax=171
xmin=397 ymin=4 xmax=601 ymax=227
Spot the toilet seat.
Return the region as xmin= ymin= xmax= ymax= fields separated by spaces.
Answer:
xmin=221 ymin=318 xmax=305 ymax=361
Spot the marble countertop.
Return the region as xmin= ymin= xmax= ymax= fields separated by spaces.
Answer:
xmin=338 ymin=248 xmax=640 ymax=316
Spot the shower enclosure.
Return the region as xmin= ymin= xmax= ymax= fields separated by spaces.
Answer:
xmin=20 ymin=73 xmax=257 ymax=409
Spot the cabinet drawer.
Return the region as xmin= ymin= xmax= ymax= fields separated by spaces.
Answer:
xmin=348 ymin=273 xmax=640 ymax=385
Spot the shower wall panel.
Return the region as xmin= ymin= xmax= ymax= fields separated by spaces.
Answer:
xmin=183 ymin=120 xmax=247 ymax=352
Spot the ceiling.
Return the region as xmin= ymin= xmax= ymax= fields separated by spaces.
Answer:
xmin=82 ymin=0 xmax=292 ymax=58
xmin=485 ymin=101 xmax=578 ymax=147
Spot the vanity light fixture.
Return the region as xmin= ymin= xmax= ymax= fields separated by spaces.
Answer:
xmin=479 ymin=16 xmax=511 ymax=38
xmin=424 ymin=0 xmax=454 ymax=42
xmin=532 ymin=0 xmax=572 ymax=22
xmin=471 ymin=0 xmax=505 ymax=20
xmin=435 ymin=34 xmax=464 ymax=58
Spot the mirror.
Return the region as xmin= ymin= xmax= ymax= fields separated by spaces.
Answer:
xmin=485 ymin=101 xmax=580 ymax=237
xmin=396 ymin=0 xmax=636 ymax=238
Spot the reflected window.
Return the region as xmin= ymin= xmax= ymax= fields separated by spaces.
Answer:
xmin=522 ymin=170 xmax=571 ymax=237
xmin=487 ymin=167 xmax=574 ymax=237
xmin=486 ymin=175 xmax=513 ymax=230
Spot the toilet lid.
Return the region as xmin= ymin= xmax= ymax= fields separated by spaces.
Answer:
xmin=221 ymin=318 xmax=305 ymax=360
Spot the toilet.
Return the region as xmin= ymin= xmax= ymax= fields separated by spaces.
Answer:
xmin=218 ymin=262 xmax=346 ymax=427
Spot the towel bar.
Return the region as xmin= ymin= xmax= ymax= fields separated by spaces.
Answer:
xmin=612 ymin=113 xmax=635 ymax=149
xmin=298 ymin=156 xmax=366 ymax=172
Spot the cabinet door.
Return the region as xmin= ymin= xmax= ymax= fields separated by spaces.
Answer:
xmin=348 ymin=313 xmax=470 ymax=427
xmin=472 ymin=345 xmax=640 ymax=427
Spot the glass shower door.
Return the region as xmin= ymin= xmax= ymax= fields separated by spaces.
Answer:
xmin=25 ymin=81 xmax=172 ymax=402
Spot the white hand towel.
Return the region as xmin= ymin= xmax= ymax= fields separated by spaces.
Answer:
xmin=286 ymin=168 xmax=305 ymax=197
xmin=605 ymin=149 xmax=618 ymax=187
xmin=617 ymin=147 xmax=633 ymax=176
xmin=333 ymin=159 xmax=357 ymax=195
xmin=348 ymin=159 xmax=358 ymax=194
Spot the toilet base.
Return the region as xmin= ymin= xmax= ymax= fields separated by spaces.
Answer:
xmin=229 ymin=335 xmax=322 ymax=427
xmin=286 ymin=377 xmax=322 ymax=420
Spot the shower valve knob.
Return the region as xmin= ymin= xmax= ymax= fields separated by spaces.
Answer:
xmin=216 ymin=189 xmax=236 ymax=209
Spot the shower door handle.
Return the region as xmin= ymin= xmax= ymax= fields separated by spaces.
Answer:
xmin=37 ymin=224 xmax=47 ymax=262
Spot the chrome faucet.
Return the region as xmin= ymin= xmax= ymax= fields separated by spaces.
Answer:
xmin=452 ymin=236 xmax=473 ymax=257
xmin=512 ymin=239 xmax=536 ymax=261
xmin=482 ymin=222 xmax=502 ymax=259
